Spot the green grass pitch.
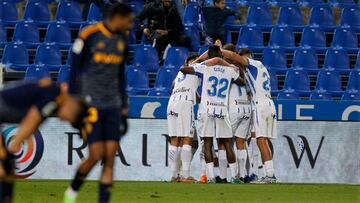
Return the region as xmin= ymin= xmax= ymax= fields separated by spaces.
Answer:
xmin=14 ymin=180 xmax=359 ymax=203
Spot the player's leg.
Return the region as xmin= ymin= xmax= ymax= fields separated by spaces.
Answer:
xmin=180 ymin=137 xmax=195 ymax=182
xmin=203 ymin=137 xmax=215 ymax=182
xmin=0 ymin=149 xmax=15 ymax=203
xmin=216 ymin=140 xmax=228 ymax=183
xmin=236 ymin=137 xmax=247 ymax=180
xmin=247 ymin=132 xmax=260 ymax=183
xmin=167 ymin=102 xmax=181 ymax=181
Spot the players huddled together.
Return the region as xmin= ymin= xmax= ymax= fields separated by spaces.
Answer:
xmin=167 ymin=40 xmax=277 ymax=184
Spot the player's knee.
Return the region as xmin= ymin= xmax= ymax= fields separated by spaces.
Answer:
xmin=256 ymin=137 xmax=267 ymax=147
xmin=236 ymin=138 xmax=246 ymax=149
xmin=170 ymin=137 xmax=180 ymax=146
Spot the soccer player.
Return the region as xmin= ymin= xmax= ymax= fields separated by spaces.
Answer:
xmin=63 ymin=3 xmax=133 ymax=203
xmin=167 ymin=55 xmax=200 ymax=183
xmin=0 ymin=79 xmax=90 ymax=203
xmin=183 ymin=45 xmax=245 ymax=183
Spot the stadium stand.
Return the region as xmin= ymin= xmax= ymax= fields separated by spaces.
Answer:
xmin=34 ymin=43 xmax=62 ymax=71
xmin=133 ymin=45 xmax=160 ymax=72
xmin=57 ymin=65 xmax=70 ymax=84
xmin=13 ymin=21 xmax=40 ymax=48
xmin=300 ymin=27 xmax=327 ymax=50
xmin=44 ymin=22 xmax=72 ymax=48
xmin=24 ymin=1 xmax=52 ymax=27
xmin=163 ymin=46 xmax=189 ymax=69
xmin=0 ymin=1 xmax=19 ymax=26
xmin=316 ymin=69 xmax=343 ymax=96
xmin=310 ymin=90 xmax=333 ymax=100
xmin=277 ymin=89 xmax=300 ymax=100
xmin=24 ymin=64 xmax=50 ymax=81
xmin=2 ymin=43 xmax=29 ymax=71
xmin=262 ymin=48 xmax=287 ymax=72
xmin=292 ymin=48 xmax=319 ymax=72
xmin=283 ymin=68 xmax=311 ymax=96
xmin=237 ymin=25 xmax=264 ymax=50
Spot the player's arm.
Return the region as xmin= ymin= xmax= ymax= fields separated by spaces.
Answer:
xmin=233 ymin=77 xmax=245 ymax=86
xmin=221 ymin=49 xmax=248 ymax=66
xmin=179 ymin=65 xmax=196 ymax=74
xmin=191 ymin=50 xmax=208 ymax=64
xmin=204 ymin=57 xmax=232 ymax=67
xmin=8 ymin=106 xmax=43 ymax=153
xmin=196 ymin=92 xmax=201 ymax=104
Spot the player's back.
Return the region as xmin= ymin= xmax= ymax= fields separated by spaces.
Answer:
xmin=229 ymin=83 xmax=250 ymax=114
xmin=245 ymin=58 xmax=271 ymax=100
xmin=170 ymin=72 xmax=199 ymax=103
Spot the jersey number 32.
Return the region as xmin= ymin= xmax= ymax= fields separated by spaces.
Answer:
xmin=207 ymin=76 xmax=229 ymax=98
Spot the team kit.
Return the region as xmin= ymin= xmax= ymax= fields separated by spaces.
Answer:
xmin=166 ymin=44 xmax=277 ymax=184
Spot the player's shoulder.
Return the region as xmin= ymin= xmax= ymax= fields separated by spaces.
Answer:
xmin=79 ymin=23 xmax=102 ymax=40
xmin=248 ymin=58 xmax=264 ymax=67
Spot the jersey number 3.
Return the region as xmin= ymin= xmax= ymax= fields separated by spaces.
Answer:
xmin=207 ymin=76 xmax=229 ymax=98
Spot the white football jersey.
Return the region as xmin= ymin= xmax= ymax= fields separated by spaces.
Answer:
xmin=245 ymin=58 xmax=272 ymax=100
xmin=194 ymin=64 xmax=239 ymax=115
xmin=169 ymin=71 xmax=199 ymax=103
xmin=229 ymin=84 xmax=251 ymax=114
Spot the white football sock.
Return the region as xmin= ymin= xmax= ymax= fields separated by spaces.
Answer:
xmin=200 ymin=147 xmax=206 ymax=176
xmin=168 ymin=145 xmax=179 ymax=178
xmin=250 ymin=138 xmax=260 ymax=176
xmin=237 ymin=149 xmax=247 ymax=178
xmin=218 ymin=150 xmax=228 ymax=179
xmin=229 ymin=163 xmax=238 ymax=179
xmin=65 ymin=187 xmax=78 ymax=199
xmin=206 ymin=162 xmax=215 ymax=179
xmin=264 ymin=160 xmax=275 ymax=177
xmin=181 ymin=144 xmax=192 ymax=178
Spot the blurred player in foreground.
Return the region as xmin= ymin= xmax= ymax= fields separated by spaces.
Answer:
xmin=0 ymin=79 xmax=91 ymax=203
xmin=64 ymin=3 xmax=132 ymax=203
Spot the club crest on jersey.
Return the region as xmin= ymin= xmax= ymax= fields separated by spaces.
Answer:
xmin=117 ymin=41 xmax=125 ymax=52
xmin=96 ymin=41 xmax=106 ymax=49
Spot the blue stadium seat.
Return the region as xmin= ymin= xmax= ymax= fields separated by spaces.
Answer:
xmin=246 ymin=5 xmax=272 ymax=29
xmin=316 ymin=69 xmax=343 ymax=96
xmin=55 ymin=1 xmax=84 ymax=27
xmin=355 ymin=50 xmax=360 ymax=69
xmin=299 ymin=0 xmax=326 ymax=7
xmin=128 ymin=1 xmax=143 ymax=16
xmin=341 ymin=90 xmax=360 ymax=100
xmin=283 ymin=69 xmax=311 ymax=96
xmin=340 ymin=7 xmax=360 ymax=31
xmin=323 ymin=48 xmax=350 ymax=72
xmin=0 ymin=23 xmax=7 ymax=47
xmin=164 ymin=47 xmax=189 ymax=69
xmin=262 ymin=48 xmax=287 ymax=72
xmin=225 ymin=15 xmax=242 ymax=31
xmin=199 ymin=46 xmax=208 ymax=55
xmin=330 ymin=0 xmax=356 ymax=8
xmin=87 ymin=3 xmax=102 ymax=22
xmin=277 ymin=89 xmax=300 ymax=100
xmin=126 ymin=65 xmax=150 ymax=95
xmin=0 ymin=1 xmax=19 ymax=26
xmin=147 ymin=88 xmax=171 ymax=97
xmin=292 ymin=48 xmax=319 ymax=72
xmin=236 ymin=26 xmax=264 ymax=50
xmin=332 ymin=27 xmax=358 ymax=52
xmin=269 ymin=69 xmax=279 ymax=96
xmin=57 ymin=65 xmax=70 ymax=84
xmin=268 ymin=26 xmax=295 ymax=50
xmin=133 ymin=46 xmax=159 ymax=72
xmin=184 ymin=26 xmax=200 ymax=50
xmin=183 ymin=5 xmax=199 ymax=26
xmin=309 ymin=6 xmax=335 ymax=30
xmin=24 ymin=1 xmax=51 ymax=27
xmin=2 ymin=43 xmax=29 ymax=70
xmin=34 ymin=44 xmax=62 ymax=71
xmin=45 ymin=22 xmax=72 ymax=48
xmin=268 ymin=0 xmax=298 ymax=6
xmin=347 ymin=69 xmax=360 ymax=91
xmin=310 ymin=90 xmax=332 ymax=100
xmin=24 ymin=65 xmax=50 ymax=81
xmin=300 ymin=26 xmax=326 ymax=50
xmin=154 ymin=67 xmax=178 ymax=90
xmin=12 ymin=22 xmax=40 ymax=48
xmin=277 ymin=6 xmax=304 ymax=30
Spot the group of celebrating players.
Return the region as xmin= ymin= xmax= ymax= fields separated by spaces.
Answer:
xmin=167 ymin=41 xmax=277 ymax=184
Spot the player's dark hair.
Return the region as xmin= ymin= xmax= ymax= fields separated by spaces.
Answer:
xmin=223 ymin=43 xmax=236 ymax=52
xmin=208 ymin=45 xmax=222 ymax=59
xmin=238 ymin=48 xmax=252 ymax=56
xmin=185 ymin=54 xmax=199 ymax=65
xmin=107 ymin=3 xmax=133 ymax=19
xmin=213 ymin=0 xmax=223 ymax=5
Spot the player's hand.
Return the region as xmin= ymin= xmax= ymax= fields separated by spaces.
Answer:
xmin=215 ymin=39 xmax=222 ymax=47
xmin=119 ymin=107 xmax=129 ymax=135
xmin=143 ymin=28 xmax=151 ymax=37
xmin=156 ymin=29 xmax=168 ymax=36
xmin=8 ymin=139 xmax=21 ymax=154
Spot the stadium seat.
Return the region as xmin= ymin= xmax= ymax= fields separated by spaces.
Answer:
xmin=283 ymin=69 xmax=311 ymax=96
xmin=341 ymin=90 xmax=360 ymax=100
xmin=24 ymin=1 xmax=51 ymax=27
xmin=323 ymin=48 xmax=350 ymax=72
xmin=347 ymin=69 xmax=360 ymax=91
xmin=316 ymin=69 xmax=343 ymax=96
xmin=45 ymin=22 xmax=72 ymax=48
xmin=147 ymin=88 xmax=171 ymax=97
xmin=0 ymin=1 xmax=18 ymax=26
xmin=310 ymin=90 xmax=332 ymax=100
xmin=277 ymin=6 xmax=304 ymax=30
xmin=55 ymin=1 xmax=84 ymax=27
xmin=164 ymin=47 xmax=189 ymax=69
xmin=268 ymin=26 xmax=295 ymax=50
xmin=0 ymin=23 xmax=7 ymax=47
xmin=183 ymin=5 xmax=199 ymax=26
xmin=2 ymin=43 xmax=29 ymax=70
xmin=184 ymin=26 xmax=201 ymax=50
xmin=330 ymin=0 xmax=357 ymax=8
xmin=246 ymin=5 xmax=272 ymax=29
xmin=236 ymin=26 xmax=264 ymax=50
xmin=277 ymin=89 xmax=300 ymax=100
xmin=299 ymin=0 xmax=326 ymax=7
xmin=57 ymin=65 xmax=70 ymax=84
xmin=268 ymin=0 xmax=298 ymax=6
xmin=24 ymin=65 xmax=50 ymax=81
xmin=133 ymin=46 xmax=159 ymax=72
xmin=225 ymin=15 xmax=242 ymax=31
xmin=300 ymin=27 xmax=326 ymax=50
xmin=12 ymin=22 xmax=40 ymax=48
xmin=309 ymin=6 xmax=335 ymax=30
xmin=34 ymin=44 xmax=62 ymax=71
xmin=154 ymin=67 xmax=178 ymax=90
xmin=128 ymin=1 xmax=143 ymax=16
xmin=87 ymin=3 xmax=102 ymax=22
xmin=340 ymin=7 xmax=360 ymax=31
xmin=199 ymin=46 xmax=208 ymax=55
xmin=126 ymin=65 xmax=150 ymax=95
xmin=355 ymin=51 xmax=360 ymax=69
xmin=262 ymin=48 xmax=287 ymax=72
xmin=331 ymin=27 xmax=358 ymax=52
xmin=292 ymin=48 xmax=319 ymax=72
xmin=269 ymin=69 xmax=279 ymax=96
